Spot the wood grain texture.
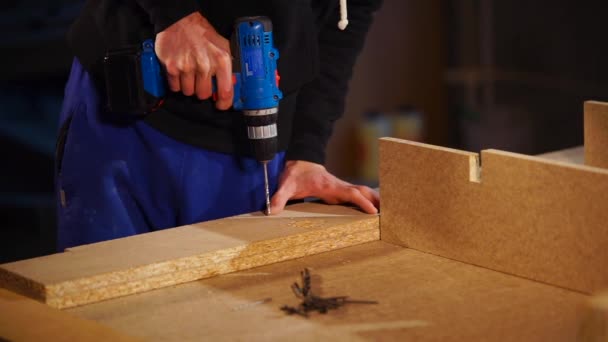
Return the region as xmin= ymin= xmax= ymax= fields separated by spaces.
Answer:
xmin=0 ymin=203 xmax=378 ymax=309
xmin=585 ymin=101 xmax=608 ymax=169
xmin=0 ymin=289 xmax=138 ymax=342
xmin=68 ymin=241 xmax=587 ymax=341
xmin=379 ymin=138 xmax=608 ymax=294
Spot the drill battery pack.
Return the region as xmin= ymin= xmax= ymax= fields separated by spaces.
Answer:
xmin=103 ymin=40 xmax=166 ymax=116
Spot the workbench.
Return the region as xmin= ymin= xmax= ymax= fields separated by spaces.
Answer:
xmin=0 ymin=213 xmax=590 ymax=341
xmin=2 ymin=101 xmax=608 ymax=341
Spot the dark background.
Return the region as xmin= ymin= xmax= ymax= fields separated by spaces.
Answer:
xmin=1 ymin=0 xmax=607 ymax=263
xmin=1 ymin=0 xmax=82 ymax=262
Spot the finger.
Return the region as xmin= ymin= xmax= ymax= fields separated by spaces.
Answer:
xmin=165 ymin=64 xmax=181 ymax=92
xmin=270 ymin=181 xmax=297 ymax=215
xmin=213 ymin=49 xmax=234 ymax=110
xmin=356 ymin=186 xmax=380 ymax=209
xmin=180 ymin=72 xmax=195 ymax=96
xmin=338 ymin=187 xmax=378 ymax=214
xmin=195 ymin=72 xmax=212 ymax=100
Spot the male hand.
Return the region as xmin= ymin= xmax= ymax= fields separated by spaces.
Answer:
xmin=155 ymin=12 xmax=233 ymax=110
xmin=270 ymin=160 xmax=380 ymax=215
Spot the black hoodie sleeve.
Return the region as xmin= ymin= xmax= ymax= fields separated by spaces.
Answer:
xmin=135 ymin=0 xmax=200 ymax=34
xmin=285 ymin=0 xmax=382 ymax=164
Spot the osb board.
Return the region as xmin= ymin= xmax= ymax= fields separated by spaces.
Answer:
xmin=68 ymin=241 xmax=587 ymax=341
xmin=0 ymin=203 xmax=378 ymax=309
xmin=379 ymin=138 xmax=608 ymax=294
xmin=585 ymin=101 xmax=608 ymax=169
xmin=0 ymin=288 xmax=138 ymax=342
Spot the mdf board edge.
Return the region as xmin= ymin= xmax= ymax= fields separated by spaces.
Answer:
xmin=585 ymin=101 xmax=608 ymax=169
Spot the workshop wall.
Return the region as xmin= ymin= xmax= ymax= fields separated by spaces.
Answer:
xmin=328 ymin=0 xmax=608 ymax=184
xmin=325 ymin=0 xmax=445 ymax=183
xmin=445 ymin=0 xmax=608 ymax=156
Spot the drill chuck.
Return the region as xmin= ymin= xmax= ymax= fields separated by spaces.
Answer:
xmin=244 ymin=107 xmax=278 ymax=162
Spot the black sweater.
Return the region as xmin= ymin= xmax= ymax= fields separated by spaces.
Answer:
xmin=67 ymin=0 xmax=382 ymax=164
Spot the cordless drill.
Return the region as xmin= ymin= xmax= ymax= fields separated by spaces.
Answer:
xmin=226 ymin=16 xmax=283 ymax=215
xmin=104 ymin=16 xmax=282 ymax=215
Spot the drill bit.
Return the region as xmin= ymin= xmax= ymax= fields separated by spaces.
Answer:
xmin=263 ymin=161 xmax=271 ymax=215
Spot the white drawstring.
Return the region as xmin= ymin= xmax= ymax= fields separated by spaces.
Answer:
xmin=338 ymin=0 xmax=348 ymax=30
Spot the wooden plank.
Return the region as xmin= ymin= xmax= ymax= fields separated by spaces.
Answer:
xmin=0 ymin=203 xmax=378 ymax=309
xmin=379 ymin=138 xmax=608 ymax=294
xmin=0 ymin=288 xmax=138 ymax=342
xmin=67 ymin=241 xmax=588 ymax=341
xmin=585 ymin=101 xmax=608 ymax=169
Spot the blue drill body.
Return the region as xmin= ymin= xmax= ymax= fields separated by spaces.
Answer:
xmin=140 ymin=18 xmax=282 ymax=114
xmin=232 ymin=19 xmax=283 ymax=111
xmin=141 ymin=40 xmax=165 ymax=98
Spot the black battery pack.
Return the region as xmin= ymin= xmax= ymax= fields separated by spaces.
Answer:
xmin=103 ymin=45 xmax=162 ymax=116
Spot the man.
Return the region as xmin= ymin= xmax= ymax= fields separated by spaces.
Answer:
xmin=56 ymin=0 xmax=382 ymax=250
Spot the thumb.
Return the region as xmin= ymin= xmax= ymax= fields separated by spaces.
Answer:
xmin=269 ymin=182 xmax=295 ymax=215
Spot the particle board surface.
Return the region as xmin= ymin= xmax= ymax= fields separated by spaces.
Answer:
xmin=68 ymin=241 xmax=587 ymax=341
xmin=379 ymin=138 xmax=608 ymax=294
xmin=0 ymin=288 xmax=138 ymax=342
xmin=0 ymin=203 xmax=378 ymax=309
xmin=585 ymin=101 xmax=608 ymax=169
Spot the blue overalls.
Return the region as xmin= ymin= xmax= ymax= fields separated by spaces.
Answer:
xmin=55 ymin=59 xmax=285 ymax=251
